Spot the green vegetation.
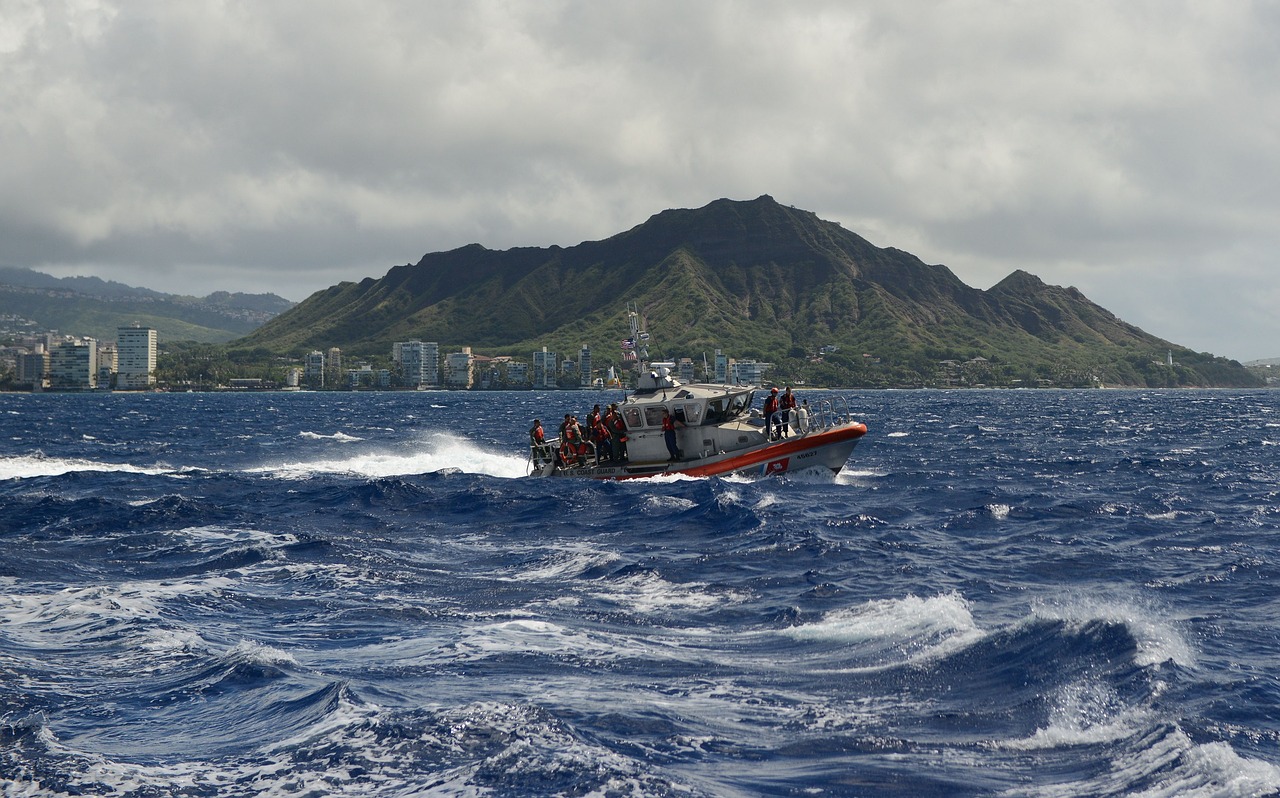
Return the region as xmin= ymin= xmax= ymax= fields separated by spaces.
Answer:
xmin=217 ymin=196 xmax=1259 ymax=389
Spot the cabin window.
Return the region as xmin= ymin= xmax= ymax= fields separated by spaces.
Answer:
xmin=705 ymin=398 xmax=727 ymax=424
xmin=681 ymin=403 xmax=703 ymax=425
xmin=644 ymin=406 xmax=666 ymax=427
xmin=623 ymin=406 xmax=644 ymax=429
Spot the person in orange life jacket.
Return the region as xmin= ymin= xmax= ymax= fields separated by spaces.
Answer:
xmin=596 ymin=406 xmax=616 ymax=462
xmin=556 ymin=414 xmax=571 ymax=465
xmin=607 ymin=403 xmax=629 ymax=460
xmin=778 ymin=386 xmax=797 ymax=438
xmin=570 ymin=415 xmax=590 ymax=466
xmin=560 ymin=414 xmax=585 ymax=467
xmin=529 ymin=419 xmax=547 ymax=467
xmin=763 ymin=387 xmax=781 ymax=440
xmin=591 ymin=412 xmax=611 ymax=464
xmin=662 ymin=408 xmax=683 ymax=460
xmin=585 ymin=404 xmax=607 ymax=464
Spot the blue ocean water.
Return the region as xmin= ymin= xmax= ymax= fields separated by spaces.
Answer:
xmin=1 ymin=388 xmax=1278 ymax=797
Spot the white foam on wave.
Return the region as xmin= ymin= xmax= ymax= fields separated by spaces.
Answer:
xmin=886 ymin=431 xmax=910 ymax=438
xmin=783 ymin=592 xmax=984 ymax=666
xmin=298 ymin=430 xmax=364 ymax=442
xmin=836 ymin=468 xmax=889 ymax=483
xmin=1030 ymin=592 xmax=1195 ymax=668
xmin=449 ymin=618 xmax=650 ymax=663
xmin=0 ymin=453 xmax=174 ymax=481
xmin=589 ymin=570 xmax=750 ymax=615
xmin=227 ymin=639 xmax=299 ymax=667
xmin=246 ymin=432 xmax=529 ymax=480
xmin=0 ymin=577 xmax=233 ymax=645
xmin=507 ymin=543 xmax=620 ymax=582
xmin=1004 ymin=680 xmax=1151 ymax=751
xmin=1003 ymin=724 xmax=1280 ymax=797
xmin=641 ymin=494 xmax=698 ymax=513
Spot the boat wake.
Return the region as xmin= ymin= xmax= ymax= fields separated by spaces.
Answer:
xmin=245 ymin=432 xmax=529 ymax=480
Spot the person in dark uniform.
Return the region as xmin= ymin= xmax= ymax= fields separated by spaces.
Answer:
xmin=529 ymin=419 xmax=547 ymax=467
xmin=662 ymin=408 xmax=682 ymax=461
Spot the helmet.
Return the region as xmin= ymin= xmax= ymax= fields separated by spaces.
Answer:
xmin=771 ymin=387 xmax=778 ymax=393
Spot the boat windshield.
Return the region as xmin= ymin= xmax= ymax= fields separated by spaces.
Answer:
xmin=704 ymin=391 xmax=753 ymax=424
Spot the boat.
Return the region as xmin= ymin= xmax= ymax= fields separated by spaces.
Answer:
xmin=528 ymin=305 xmax=867 ymax=480
xmin=528 ymin=366 xmax=868 ymax=480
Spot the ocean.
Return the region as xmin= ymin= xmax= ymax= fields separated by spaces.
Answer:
xmin=1 ymin=388 xmax=1278 ymax=797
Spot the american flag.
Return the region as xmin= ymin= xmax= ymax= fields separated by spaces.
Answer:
xmin=621 ymin=338 xmax=635 ymax=349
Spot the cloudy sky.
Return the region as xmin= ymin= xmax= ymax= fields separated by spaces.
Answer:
xmin=3 ymin=2 xmax=1278 ymax=360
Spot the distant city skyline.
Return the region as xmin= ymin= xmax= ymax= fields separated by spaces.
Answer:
xmin=3 ymin=4 xmax=1278 ymax=360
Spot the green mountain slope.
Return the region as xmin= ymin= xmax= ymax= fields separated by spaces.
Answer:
xmin=0 ymin=268 xmax=294 ymax=343
xmin=231 ymin=196 xmax=1259 ymax=388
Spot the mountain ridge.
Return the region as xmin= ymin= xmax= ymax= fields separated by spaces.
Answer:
xmin=230 ymin=196 xmax=1259 ymax=388
xmin=0 ymin=266 xmax=294 ymax=343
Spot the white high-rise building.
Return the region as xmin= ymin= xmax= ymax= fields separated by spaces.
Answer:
xmin=533 ymin=347 xmax=557 ymax=388
xmin=714 ymin=350 xmax=732 ymax=384
xmin=116 ymin=325 xmax=157 ymax=389
xmin=304 ymin=351 xmax=326 ymax=387
xmin=396 ymin=341 xmax=439 ymax=388
xmin=50 ymin=340 xmax=98 ymax=390
xmin=444 ymin=347 xmax=474 ymax=389
xmin=578 ymin=345 xmax=592 ymax=388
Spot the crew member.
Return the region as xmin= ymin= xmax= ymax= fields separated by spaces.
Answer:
xmin=763 ymin=387 xmax=780 ymax=440
xmin=662 ymin=408 xmax=682 ymax=461
xmin=779 ymin=386 xmax=797 ymax=438
xmin=529 ymin=419 xmax=547 ymax=467
xmin=609 ymin=404 xmax=629 ymax=460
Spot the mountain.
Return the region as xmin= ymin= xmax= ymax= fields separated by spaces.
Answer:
xmin=0 ymin=267 xmax=294 ymax=343
xmin=231 ymin=196 xmax=1259 ymax=388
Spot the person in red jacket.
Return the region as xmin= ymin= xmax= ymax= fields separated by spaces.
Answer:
xmin=529 ymin=419 xmax=548 ymax=467
xmin=608 ymin=404 xmax=629 ymax=461
xmin=763 ymin=387 xmax=780 ymax=440
xmin=778 ymin=386 xmax=797 ymax=438
xmin=662 ymin=408 xmax=682 ymax=461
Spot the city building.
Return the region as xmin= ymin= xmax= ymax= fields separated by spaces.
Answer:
xmin=506 ymin=361 xmax=530 ymax=386
xmin=533 ymin=347 xmax=557 ymax=388
xmin=396 ymin=340 xmax=439 ymax=388
xmin=17 ymin=349 xmax=49 ymax=389
xmin=714 ymin=350 xmax=732 ymax=384
xmin=304 ymin=350 xmax=326 ymax=387
xmin=344 ymin=364 xmax=390 ymax=388
xmin=325 ymin=347 xmax=343 ymax=387
xmin=677 ymin=357 xmax=695 ymax=383
xmin=96 ymin=342 xmax=117 ymax=388
xmin=444 ymin=347 xmax=474 ymax=389
xmin=578 ymin=345 xmax=592 ymax=388
xmin=116 ymin=325 xmax=157 ymax=390
xmin=49 ymin=339 xmax=98 ymax=390
xmin=731 ymin=359 xmax=768 ymax=387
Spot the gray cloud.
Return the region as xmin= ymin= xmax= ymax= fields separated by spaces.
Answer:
xmin=2 ymin=1 xmax=1277 ymax=359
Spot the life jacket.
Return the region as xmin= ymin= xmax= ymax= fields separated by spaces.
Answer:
xmin=764 ymin=396 xmax=779 ymax=415
xmin=780 ymin=393 xmax=796 ymax=410
xmin=530 ymin=426 xmax=544 ymax=445
xmin=662 ymin=415 xmax=675 ymax=433
xmin=610 ymin=413 xmax=628 ymax=442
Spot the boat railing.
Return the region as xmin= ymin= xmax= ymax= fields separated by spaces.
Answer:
xmin=530 ymin=440 xmax=556 ymax=470
xmin=531 ymin=435 xmax=601 ymax=471
xmin=805 ymin=395 xmax=853 ymax=433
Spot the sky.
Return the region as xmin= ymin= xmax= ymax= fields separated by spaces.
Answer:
xmin=2 ymin=2 xmax=1278 ymax=361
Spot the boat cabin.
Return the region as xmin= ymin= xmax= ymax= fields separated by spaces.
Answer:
xmin=619 ymin=366 xmax=763 ymax=463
